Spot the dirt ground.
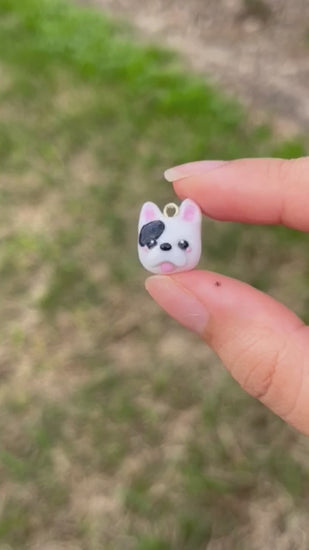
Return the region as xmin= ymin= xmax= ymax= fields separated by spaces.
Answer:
xmin=81 ymin=0 xmax=309 ymax=137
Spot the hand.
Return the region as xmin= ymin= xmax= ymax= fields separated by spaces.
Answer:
xmin=146 ymin=158 xmax=309 ymax=436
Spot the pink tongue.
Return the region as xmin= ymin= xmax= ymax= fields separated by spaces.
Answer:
xmin=160 ymin=262 xmax=175 ymax=273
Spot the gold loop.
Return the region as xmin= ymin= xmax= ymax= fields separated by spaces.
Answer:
xmin=163 ymin=202 xmax=179 ymax=217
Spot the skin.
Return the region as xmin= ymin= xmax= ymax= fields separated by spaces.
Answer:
xmin=145 ymin=157 xmax=309 ymax=436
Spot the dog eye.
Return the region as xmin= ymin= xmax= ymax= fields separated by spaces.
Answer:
xmin=178 ymin=239 xmax=189 ymax=250
xmin=147 ymin=239 xmax=157 ymax=249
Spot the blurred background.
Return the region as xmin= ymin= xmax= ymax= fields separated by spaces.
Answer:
xmin=0 ymin=1 xmax=309 ymax=549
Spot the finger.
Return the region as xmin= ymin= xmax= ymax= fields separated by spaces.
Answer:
xmin=165 ymin=157 xmax=309 ymax=231
xmin=145 ymin=270 xmax=309 ymax=435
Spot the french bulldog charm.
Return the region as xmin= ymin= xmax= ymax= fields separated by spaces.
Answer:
xmin=138 ymin=199 xmax=202 ymax=274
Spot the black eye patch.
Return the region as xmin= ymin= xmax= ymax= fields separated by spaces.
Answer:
xmin=139 ymin=220 xmax=165 ymax=247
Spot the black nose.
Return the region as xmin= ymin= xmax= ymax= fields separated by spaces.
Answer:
xmin=160 ymin=242 xmax=172 ymax=251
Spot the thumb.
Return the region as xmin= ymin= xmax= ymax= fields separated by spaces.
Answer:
xmin=145 ymin=271 xmax=309 ymax=435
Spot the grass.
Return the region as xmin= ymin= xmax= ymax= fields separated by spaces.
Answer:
xmin=0 ymin=0 xmax=309 ymax=548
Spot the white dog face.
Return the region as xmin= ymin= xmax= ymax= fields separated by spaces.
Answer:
xmin=138 ymin=199 xmax=202 ymax=274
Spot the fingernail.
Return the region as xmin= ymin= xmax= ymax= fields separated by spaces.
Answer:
xmin=145 ymin=275 xmax=209 ymax=335
xmin=164 ymin=160 xmax=226 ymax=182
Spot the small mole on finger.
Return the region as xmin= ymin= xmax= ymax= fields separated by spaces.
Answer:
xmin=215 ymin=281 xmax=221 ymax=287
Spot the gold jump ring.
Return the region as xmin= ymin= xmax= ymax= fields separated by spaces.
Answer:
xmin=163 ymin=203 xmax=179 ymax=217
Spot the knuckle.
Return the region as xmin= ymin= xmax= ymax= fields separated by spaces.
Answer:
xmin=241 ymin=350 xmax=279 ymax=400
xmin=275 ymin=157 xmax=308 ymax=190
xmin=268 ymin=158 xmax=309 ymax=226
xmin=217 ymin=323 xmax=308 ymax=429
xmin=224 ymin=328 xmax=282 ymax=400
xmin=282 ymin=326 xmax=308 ymax=425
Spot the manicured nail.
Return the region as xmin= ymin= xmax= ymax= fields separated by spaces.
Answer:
xmin=164 ymin=160 xmax=226 ymax=182
xmin=145 ymin=275 xmax=209 ymax=335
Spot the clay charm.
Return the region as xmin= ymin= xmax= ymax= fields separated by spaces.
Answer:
xmin=138 ymin=199 xmax=202 ymax=274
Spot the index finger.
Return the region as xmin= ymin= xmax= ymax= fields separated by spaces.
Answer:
xmin=166 ymin=157 xmax=309 ymax=232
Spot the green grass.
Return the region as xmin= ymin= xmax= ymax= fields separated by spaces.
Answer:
xmin=0 ymin=0 xmax=309 ymax=548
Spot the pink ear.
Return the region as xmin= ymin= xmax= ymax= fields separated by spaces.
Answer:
xmin=180 ymin=199 xmax=201 ymax=222
xmin=145 ymin=206 xmax=157 ymax=222
xmin=139 ymin=202 xmax=162 ymax=226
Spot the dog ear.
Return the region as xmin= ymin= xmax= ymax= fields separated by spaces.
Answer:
xmin=179 ymin=199 xmax=201 ymax=223
xmin=139 ymin=202 xmax=162 ymax=228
